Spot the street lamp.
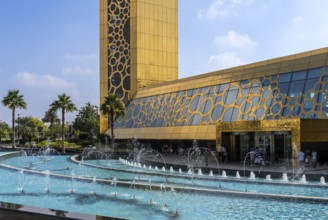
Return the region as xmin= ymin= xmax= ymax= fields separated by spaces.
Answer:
xmin=17 ymin=114 xmax=20 ymax=143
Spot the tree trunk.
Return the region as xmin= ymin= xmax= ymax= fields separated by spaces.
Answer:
xmin=12 ymin=108 xmax=16 ymax=149
xmin=61 ymin=108 xmax=65 ymax=153
xmin=111 ymin=110 xmax=114 ymax=149
xmin=50 ymin=119 xmax=53 ymax=139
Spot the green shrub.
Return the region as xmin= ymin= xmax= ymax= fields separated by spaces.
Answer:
xmin=35 ymin=140 xmax=80 ymax=149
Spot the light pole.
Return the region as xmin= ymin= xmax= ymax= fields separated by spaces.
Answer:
xmin=17 ymin=114 xmax=20 ymax=143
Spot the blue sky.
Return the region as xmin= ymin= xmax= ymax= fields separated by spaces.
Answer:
xmin=1 ymin=0 xmax=328 ymax=125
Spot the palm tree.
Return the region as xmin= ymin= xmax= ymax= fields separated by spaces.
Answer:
xmin=1 ymin=90 xmax=27 ymax=148
xmin=100 ymin=93 xmax=125 ymax=148
xmin=50 ymin=93 xmax=76 ymax=153
xmin=42 ymin=108 xmax=60 ymax=139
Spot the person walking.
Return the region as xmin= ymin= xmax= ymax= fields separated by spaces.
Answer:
xmin=249 ymin=148 xmax=255 ymax=166
xmin=311 ymin=150 xmax=318 ymax=168
xmin=217 ymin=144 xmax=223 ymax=162
xmin=254 ymin=147 xmax=262 ymax=165
xmin=221 ymin=146 xmax=227 ymax=163
xmin=298 ymin=149 xmax=305 ymax=170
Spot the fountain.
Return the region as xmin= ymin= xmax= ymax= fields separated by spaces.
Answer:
xmin=300 ymin=174 xmax=307 ymax=183
xmin=44 ymin=170 xmax=51 ymax=193
xmin=320 ymin=177 xmax=326 ymax=184
xmin=249 ymin=171 xmax=256 ymax=180
xmin=266 ymin=174 xmax=271 ymax=181
xmin=182 ymin=140 xmax=221 ymax=180
xmin=0 ymin=140 xmax=327 ymax=220
xmin=282 ymin=173 xmax=288 ymax=182
xmin=236 ymin=171 xmax=240 ymax=179
xmin=80 ymin=146 xmax=111 ymax=162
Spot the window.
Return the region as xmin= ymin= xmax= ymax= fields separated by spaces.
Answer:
xmin=288 ymin=80 xmax=305 ymax=97
xmin=200 ymin=99 xmax=212 ymax=114
xmin=224 ymin=87 xmax=239 ymax=105
xmin=211 ymin=104 xmax=225 ymax=121
xmin=304 ymin=101 xmax=314 ymax=112
xmin=278 ymin=83 xmax=290 ymax=96
xmin=222 ymin=108 xmax=237 ymax=122
xmin=272 ymin=104 xmax=281 ymax=114
xmin=216 ymin=83 xmax=229 ymax=94
xmin=241 ymin=101 xmax=251 ymax=113
xmin=262 ymin=79 xmax=271 ymax=87
xmin=308 ymin=67 xmax=323 ymax=79
xmin=278 ymin=73 xmax=292 ymax=83
xmin=255 ymin=108 xmax=265 ymax=119
xmin=189 ymin=114 xmax=201 ymax=126
xmin=292 ymin=70 xmax=307 ymax=81
xmin=190 ymin=95 xmax=201 ymax=112
xmin=281 ymin=107 xmax=291 ymax=117
xmin=304 ymin=78 xmax=319 ymax=93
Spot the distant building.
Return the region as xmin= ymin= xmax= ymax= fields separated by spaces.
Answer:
xmin=100 ymin=0 xmax=328 ymax=163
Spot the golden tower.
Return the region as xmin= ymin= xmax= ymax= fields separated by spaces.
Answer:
xmin=100 ymin=0 xmax=178 ymax=133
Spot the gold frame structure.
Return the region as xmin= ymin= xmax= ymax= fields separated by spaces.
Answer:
xmin=114 ymin=48 xmax=328 ymax=142
xmin=100 ymin=0 xmax=178 ymax=133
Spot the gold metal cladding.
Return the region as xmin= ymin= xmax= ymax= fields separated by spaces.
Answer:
xmin=115 ymin=48 xmax=328 ymax=142
xmin=107 ymin=0 xmax=131 ymax=104
xmin=130 ymin=0 xmax=178 ymax=96
xmin=100 ymin=0 xmax=132 ymax=133
xmin=216 ymin=119 xmax=301 ymax=160
xmin=116 ymin=65 xmax=328 ymax=129
xmin=114 ymin=125 xmax=216 ymax=140
xmin=100 ymin=0 xmax=178 ymax=133
xmin=300 ymin=119 xmax=328 ymax=142
xmin=100 ymin=0 xmax=109 ymax=133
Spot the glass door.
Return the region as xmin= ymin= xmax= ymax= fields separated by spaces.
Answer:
xmin=256 ymin=132 xmax=272 ymax=164
xmin=239 ymin=133 xmax=250 ymax=162
xmin=274 ymin=132 xmax=292 ymax=165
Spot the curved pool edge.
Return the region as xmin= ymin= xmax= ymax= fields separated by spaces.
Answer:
xmin=71 ymin=155 xmax=328 ymax=189
xmin=0 ymin=153 xmax=327 ymax=204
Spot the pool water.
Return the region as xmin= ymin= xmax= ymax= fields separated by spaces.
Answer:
xmin=0 ymin=154 xmax=327 ymax=219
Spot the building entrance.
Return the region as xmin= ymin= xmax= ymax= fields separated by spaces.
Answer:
xmin=225 ymin=131 xmax=292 ymax=163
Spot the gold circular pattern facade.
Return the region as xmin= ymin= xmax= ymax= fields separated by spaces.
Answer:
xmin=107 ymin=0 xmax=131 ymax=104
xmin=116 ymin=67 xmax=328 ymax=128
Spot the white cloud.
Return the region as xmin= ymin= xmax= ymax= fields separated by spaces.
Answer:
xmin=15 ymin=71 xmax=76 ymax=89
xmin=207 ymin=52 xmax=246 ymax=71
xmin=198 ymin=0 xmax=254 ymax=20
xmin=214 ymin=30 xmax=257 ymax=48
xmin=64 ymin=54 xmax=97 ymax=61
xmin=292 ymin=16 xmax=303 ymax=24
xmin=62 ymin=65 xmax=97 ymax=76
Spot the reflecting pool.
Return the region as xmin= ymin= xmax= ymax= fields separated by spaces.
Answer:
xmin=0 ymin=152 xmax=327 ymax=220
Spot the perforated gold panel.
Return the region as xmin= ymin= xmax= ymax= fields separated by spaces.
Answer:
xmin=115 ymin=48 xmax=328 ymax=140
xmin=115 ymin=66 xmax=328 ymax=129
xmin=100 ymin=0 xmax=178 ymax=133
xmin=100 ymin=0 xmax=132 ymax=134
xmin=107 ymin=0 xmax=131 ymax=103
